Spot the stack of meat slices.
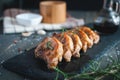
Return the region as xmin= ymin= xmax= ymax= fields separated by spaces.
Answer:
xmin=35 ymin=26 xmax=100 ymax=69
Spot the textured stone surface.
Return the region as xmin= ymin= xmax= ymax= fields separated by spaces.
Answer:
xmin=0 ymin=11 xmax=120 ymax=80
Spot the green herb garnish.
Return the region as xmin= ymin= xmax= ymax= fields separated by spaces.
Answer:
xmin=62 ymin=28 xmax=67 ymax=33
xmin=46 ymin=41 xmax=53 ymax=50
xmin=54 ymin=54 xmax=120 ymax=80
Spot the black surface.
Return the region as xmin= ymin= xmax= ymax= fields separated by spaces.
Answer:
xmin=0 ymin=20 xmax=3 ymax=34
xmin=1 ymin=0 xmax=102 ymax=11
xmin=2 ymin=48 xmax=63 ymax=80
xmin=2 ymin=26 xmax=120 ymax=80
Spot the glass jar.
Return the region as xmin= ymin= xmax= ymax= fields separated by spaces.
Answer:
xmin=94 ymin=0 xmax=120 ymax=34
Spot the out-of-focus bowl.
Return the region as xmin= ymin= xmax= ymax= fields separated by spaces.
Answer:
xmin=16 ymin=13 xmax=43 ymax=26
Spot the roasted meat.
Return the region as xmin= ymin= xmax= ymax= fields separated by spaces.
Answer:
xmin=35 ymin=26 xmax=100 ymax=69
xmin=66 ymin=31 xmax=82 ymax=57
xmin=35 ymin=37 xmax=63 ymax=69
xmin=71 ymin=29 xmax=93 ymax=52
xmin=80 ymin=26 xmax=100 ymax=44
xmin=53 ymin=33 xmax=74 ymax=62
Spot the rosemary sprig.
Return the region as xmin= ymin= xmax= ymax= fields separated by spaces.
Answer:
xmin=54 ymin=67 xmax=68 ymax=79
xmin=66 ymin=62 xmax=120 ymax=80
xmin=62 ymin=28 xmax=67 ymax=33
xmin=54 ymin=71 xmax=59 ymax=80
xmin=54 ymin=55 xmax=120 ymax=80
xmin=46 ymin=41 xmax=53 ymax=50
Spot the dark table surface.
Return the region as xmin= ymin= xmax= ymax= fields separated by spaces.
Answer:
xmin=0 ymin=11 xmax=97 ymax=80
xmin=0 ymin=11 xmax=120 ymax=80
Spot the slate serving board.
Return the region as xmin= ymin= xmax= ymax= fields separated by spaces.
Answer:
xmin=2 ymin=25 xmax=120 ymax=80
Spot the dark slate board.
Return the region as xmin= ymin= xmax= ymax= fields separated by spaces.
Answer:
xmin=2 ymin=25 xmax=120 ymax=80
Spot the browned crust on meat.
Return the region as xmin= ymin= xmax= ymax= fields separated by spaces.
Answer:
xmin=80 ymin=26 xmax=100 ymax=44
xmin=35 ymin=37 xmax=63 ymax=69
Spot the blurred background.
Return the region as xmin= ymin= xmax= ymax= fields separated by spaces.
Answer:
xmin=0 ymin=0 xmax=103 ymax=16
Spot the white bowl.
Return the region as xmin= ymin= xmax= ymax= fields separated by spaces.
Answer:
xmin=16 ymin=13 xmax=43 ymax=26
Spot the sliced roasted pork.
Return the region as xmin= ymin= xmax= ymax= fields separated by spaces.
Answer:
xmin=80 ymin=26 xmax=100 ymax=44
xmin=53 ymin=33 xmax=74 ymax=62
xmin=35 ymin=37 xmax=63 ymax=69
xmin=34 ymin=26 xmax=100 ymax=69
xmin=66 ymin=31 xmax=82 ymax=57
xmin=72 ymin=29 xmax=93 ymax=52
